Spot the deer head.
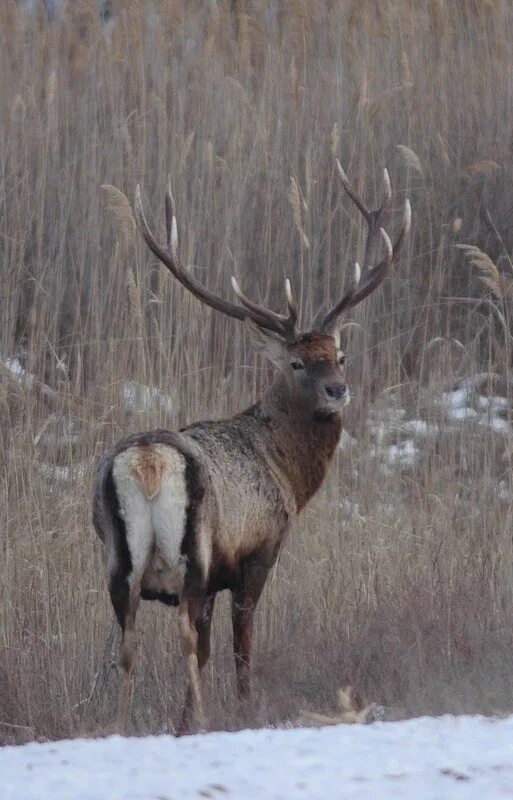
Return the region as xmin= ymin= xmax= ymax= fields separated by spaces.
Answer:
xmin=134 ymin=166 xmax=411 ymax=416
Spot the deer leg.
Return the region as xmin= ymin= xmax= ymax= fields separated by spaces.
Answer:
xmin=178 ymin=592 xmax=207 ymax=731
xmin=110 ymin=578 xmax=141 ymax=735
xmin=178 ymin=593 xmax=216 ymax=734
xmin=231 ymin=559 xmax=268 ymax=700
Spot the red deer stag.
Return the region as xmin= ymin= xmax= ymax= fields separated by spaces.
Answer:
xmin=93 ymin=164 xmax=411 ymax=732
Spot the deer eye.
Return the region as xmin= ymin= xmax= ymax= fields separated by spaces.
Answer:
xmin=291 ymin=359 xmax=304 ymax=371
xmin=338 ymin=355 xmax=346 ymax=366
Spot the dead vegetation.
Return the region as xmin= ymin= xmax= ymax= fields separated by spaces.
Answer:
xmin=2 ymin=0 xmax=513 ymax=744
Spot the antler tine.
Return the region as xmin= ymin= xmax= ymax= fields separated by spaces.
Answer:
xmin=285 ymin=279 xmax=298 ymax=326
xmin=134 ymin=183 xmax=297 ymax=339
xmin=393 ymin=198 xmax=412 ymax=256
xmin=321 ymin=164 xmax=411 ymax=336
xmin=321 ymin=228 xmax=394 ymax=333
xmin=336 ymin=162 xmax=394 ymax=271
xmin=382 ymin=167 xmax=392 ymax=209
xmin=231 ymin=277 xmax=297 ymax=340
xmin=336 ymin=159 xmax=371 ymax=222
xmin=353 ymin=262 xmax=361 ymax=286
xmin=164 ymin=175 xmax=177 ymax=253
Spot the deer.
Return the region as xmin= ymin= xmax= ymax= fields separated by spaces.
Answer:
xmin=92 ymin=163 xmax=411 ymax=734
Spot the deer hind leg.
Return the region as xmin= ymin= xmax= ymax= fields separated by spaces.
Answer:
xmin=114 ymin=585 xmax=141 ymax=734
xmin=108 ymin=516 xmax=153 ymax=734
xmin=177 ymin=592 xmax=209 ymax=732
xmin=178 ymin=593 xmax=216 ymax=735
xmin=231 ymin=556 xmax=269 ymax=700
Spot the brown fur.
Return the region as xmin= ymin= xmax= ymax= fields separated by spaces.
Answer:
xmin=132 ymin=445 xmax=165 ymax=500
xmin=262 ymin=402 xmax=343 ymax=512
xmin=292 ymin=332 xmax=339 ymax=362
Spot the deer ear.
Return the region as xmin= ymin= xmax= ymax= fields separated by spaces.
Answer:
xmin=244 ymin=318 xmax=288 ymax=367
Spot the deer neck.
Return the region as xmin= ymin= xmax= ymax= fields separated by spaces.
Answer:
xmin=257 ymin=375 xmax=342 ymax=513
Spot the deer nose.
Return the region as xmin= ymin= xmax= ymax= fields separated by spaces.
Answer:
xmin=325 ymin=383 xmax=346 ymax=400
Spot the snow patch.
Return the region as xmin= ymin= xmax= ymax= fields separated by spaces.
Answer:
xmin=2 ymin=716 xmax=513 ymax=800
xmin=386 ymin=439 xmax=418 ymax=467
xmin=476 ymin=395 xmax=509 ymax=413
xmin=448 ymin=406 xmax=479 ymax=421
xmin=480 ymin=416 xmax=510 ymax=434
xmin=441 ymin=389 xmax=470 ymax=409
xmin=38 ymin=462 xmax=86 ymax=483
xmin=1 ymin=357 xmax=35 ymax=388
xmin=122 ymin=380 xmax=173 ymax=415
xmin=400 ymin=419 xmax=437 ymax=438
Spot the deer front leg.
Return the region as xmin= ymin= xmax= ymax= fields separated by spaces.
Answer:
xmin=178 ymin=594 xmax=216 ymax=735
xmin=178 ymin=593 xmax=207 ymax=732
xmin=231 ymin=558 xmax=268 ymax=700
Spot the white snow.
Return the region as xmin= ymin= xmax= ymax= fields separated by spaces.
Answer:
xmin=122 ymin=380 xmax=173 ymax=415
xmin=480 ymin=416 xmax=510 ymax=434
xmin=2 ymin=715 xmax=513 ymax=799
xmin=371 ymin=422 xmax=387 ymax=445
xmin=386 ymin=438 xmax=418 ymax=467
xmin=476 ymin=395 xmax=509 ymax=413
xmin=448 ymin=406 xmax=479 ymax=421
xmin=454 ymin=373 xmax=500 ymax=391
xmin=1 ymin=357 xmax=35 ymax=388
xmin=439 ymin=383 xmax=510 ymax=436
xmin=441 ymin=389 xmax=469 ymax=409
xmin=400 ymin=419 xmax=437 ymax=438
xmin=37 ymin=462 xmax=86 ymax=484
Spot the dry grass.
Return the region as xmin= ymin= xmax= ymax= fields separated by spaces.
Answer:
xmin=2 ymin=0 xmax=513 ymax=744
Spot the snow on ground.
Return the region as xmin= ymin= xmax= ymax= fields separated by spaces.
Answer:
xmin=122 ymin=380 xmax=173 ymax=416
xmin=2 ymin=715 xmax=513 ymax=800
xmin=1 ymin=357 xmax=35 ymax=388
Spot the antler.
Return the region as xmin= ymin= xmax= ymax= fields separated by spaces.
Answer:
xmin=134 ymin=179 xmax=298 ymax=341
xmin=321 ymin=163 xmax=411 ymax=335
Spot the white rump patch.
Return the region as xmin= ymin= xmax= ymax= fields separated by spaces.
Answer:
xmin=112 ymin=444 xmax=190 ymax=593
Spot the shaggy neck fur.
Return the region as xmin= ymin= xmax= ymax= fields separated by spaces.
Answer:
xmin=251 ymin=374 xmax=343 ymax=512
